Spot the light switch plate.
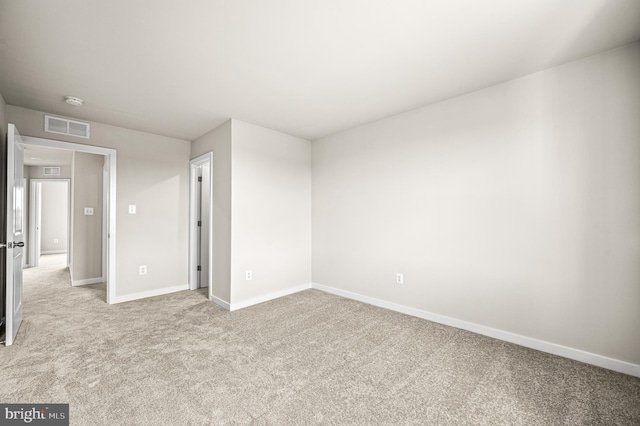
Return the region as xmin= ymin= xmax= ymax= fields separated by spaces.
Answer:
xmin=84 ymin=207 xmax=94 ymax=215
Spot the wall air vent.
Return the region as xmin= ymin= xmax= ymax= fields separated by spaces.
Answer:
xmin=44 ymin=115 xmax=90 ymax=139
xmin=43 ymin=167 xmax=61 ymax=176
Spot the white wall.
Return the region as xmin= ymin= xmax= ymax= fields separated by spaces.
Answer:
xmin=230 ymin=120 xmax=311 ymax=306
xmin=40 ymin=181 xmax=68 ymax=253
xmin=7 ymin=106 xmax=191 ymax=300
xmin=312 ymin=42 xmax=640 ymax=366
xmin=191 ymin=119 xmax=312 ymax=308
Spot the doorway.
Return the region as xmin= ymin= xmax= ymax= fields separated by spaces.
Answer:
xmin=21 ymin=136 xmax=117 ymax=304
xmin=28 ymin=179 xmax=71 ymax=269
xmin=189 ymin=152 xmax=213 ymax=298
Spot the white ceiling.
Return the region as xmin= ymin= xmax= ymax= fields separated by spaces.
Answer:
xmin=1 ymin=0 xmax=639 ymax=142
xmin=23 ymin=146 xmax=73 ymax=167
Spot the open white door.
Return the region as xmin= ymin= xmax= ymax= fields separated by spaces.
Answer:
xmin=3 ymin=124 xmax=25 ymax=345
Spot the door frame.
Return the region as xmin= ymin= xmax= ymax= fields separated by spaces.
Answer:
xmin=102 ymin=158 xmax=109 ymax=286
xmin=28 ymin=179 xmax=71 ymax=268
xmin=21 ymin=136 xmax=117 ymax=305
xmin=189 ymin=152 xmax=213 ymax=298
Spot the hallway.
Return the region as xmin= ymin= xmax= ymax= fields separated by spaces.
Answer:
xmin=24 ymin=253 xmax=105 ymax=303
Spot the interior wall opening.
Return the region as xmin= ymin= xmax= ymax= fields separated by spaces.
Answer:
xmin=21 ymin=136 xmax=117 ymax=304
xmin=27 ymin=179 xmax=71 ymax=269
xmin=189 ymin=152 xmax=213 ymax=299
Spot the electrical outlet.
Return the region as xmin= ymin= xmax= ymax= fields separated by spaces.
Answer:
xmin=139 ymin=265 xmax=147 ymax=275
xmin=396 ymin=273 xmax=404 ymax=285
xmin=84 ymin=207 xmax=94 ymax=215
xmin=53 ymin=238 xmax=59 ymax=244
xmin=245 ymin=270 xmax=253 ymax=280
xmin=128 ymin=205 xmax=137 ymax=214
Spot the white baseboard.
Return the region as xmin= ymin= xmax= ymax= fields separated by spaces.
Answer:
xmin=72 ymin=277 xmax=104 ymax=286
xmin=311 ymin=283 xmax=640 ymax=378
xmin=230 ymin=283 xmax=312 ymax=311
xmin=41 ymin=250 xmax=67 ymax=255
xmin=210 ymin=295 xmax=231 ymax=311
xmin=111 ymin=284 xmax=189 ymax=304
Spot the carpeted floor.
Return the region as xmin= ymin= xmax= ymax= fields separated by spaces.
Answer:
xmin=1 ymin=254 xmax=640 ymax=425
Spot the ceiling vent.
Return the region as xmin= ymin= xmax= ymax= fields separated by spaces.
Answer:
xmin=43 ymin=167 xmax=61 ymax=176
xmin=45 ymin=115 xmax=90 ymax=139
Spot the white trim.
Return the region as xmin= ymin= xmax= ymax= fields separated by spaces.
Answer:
xmin=311 ymin=283 xmax=640 ymax=378
xmin=69 ymin=155 xmax=75 ymax=274
xmin=72 ymin=277 xmax=103 ymax=286
xmin=41 ymin=250 xmax=67 ymax=255
xmin=210 ymin=295 xmax=231 ymax=310
xmin=189 ymin=152 xmax=213 ymax=299
xmin=111 ymin=284 xmax=189 ymax=304
xmin=28 ymin=180 xmax=41 ymax=267
xmin=21 ymin=136 xmax=117 ymax=305
xmin=101 ymin=158 xmax=108 ymax=285
xmin=230 ymin=283 xmax=312 ymax=311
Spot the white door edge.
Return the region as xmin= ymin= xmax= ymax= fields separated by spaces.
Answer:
xmin=5 ymin=123 xmax=25 ymax=345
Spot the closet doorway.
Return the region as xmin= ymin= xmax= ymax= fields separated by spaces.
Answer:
xmin=189 ymin=152 xmax=213 ymax=298
xmin=28 ymin=179 xmax=71 ymax=269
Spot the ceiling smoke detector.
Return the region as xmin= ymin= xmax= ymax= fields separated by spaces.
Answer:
xmin=64 ymin=96 xmax=83 ymax=106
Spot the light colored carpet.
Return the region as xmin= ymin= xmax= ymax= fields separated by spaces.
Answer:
xmin=1 ymin=254 xmax=639 ymax=425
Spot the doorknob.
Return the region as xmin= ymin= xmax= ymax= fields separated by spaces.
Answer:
xmin=7 ymin=242 xmax=24 ymax=248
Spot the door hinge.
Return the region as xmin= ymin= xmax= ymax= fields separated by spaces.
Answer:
xmin=197 ymin=220 xmax=202 ymax=227
xmin=198 ymin=176 xmax=202 ymax=182
xmin=197 ymin=265 xmax=201 ymax=271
